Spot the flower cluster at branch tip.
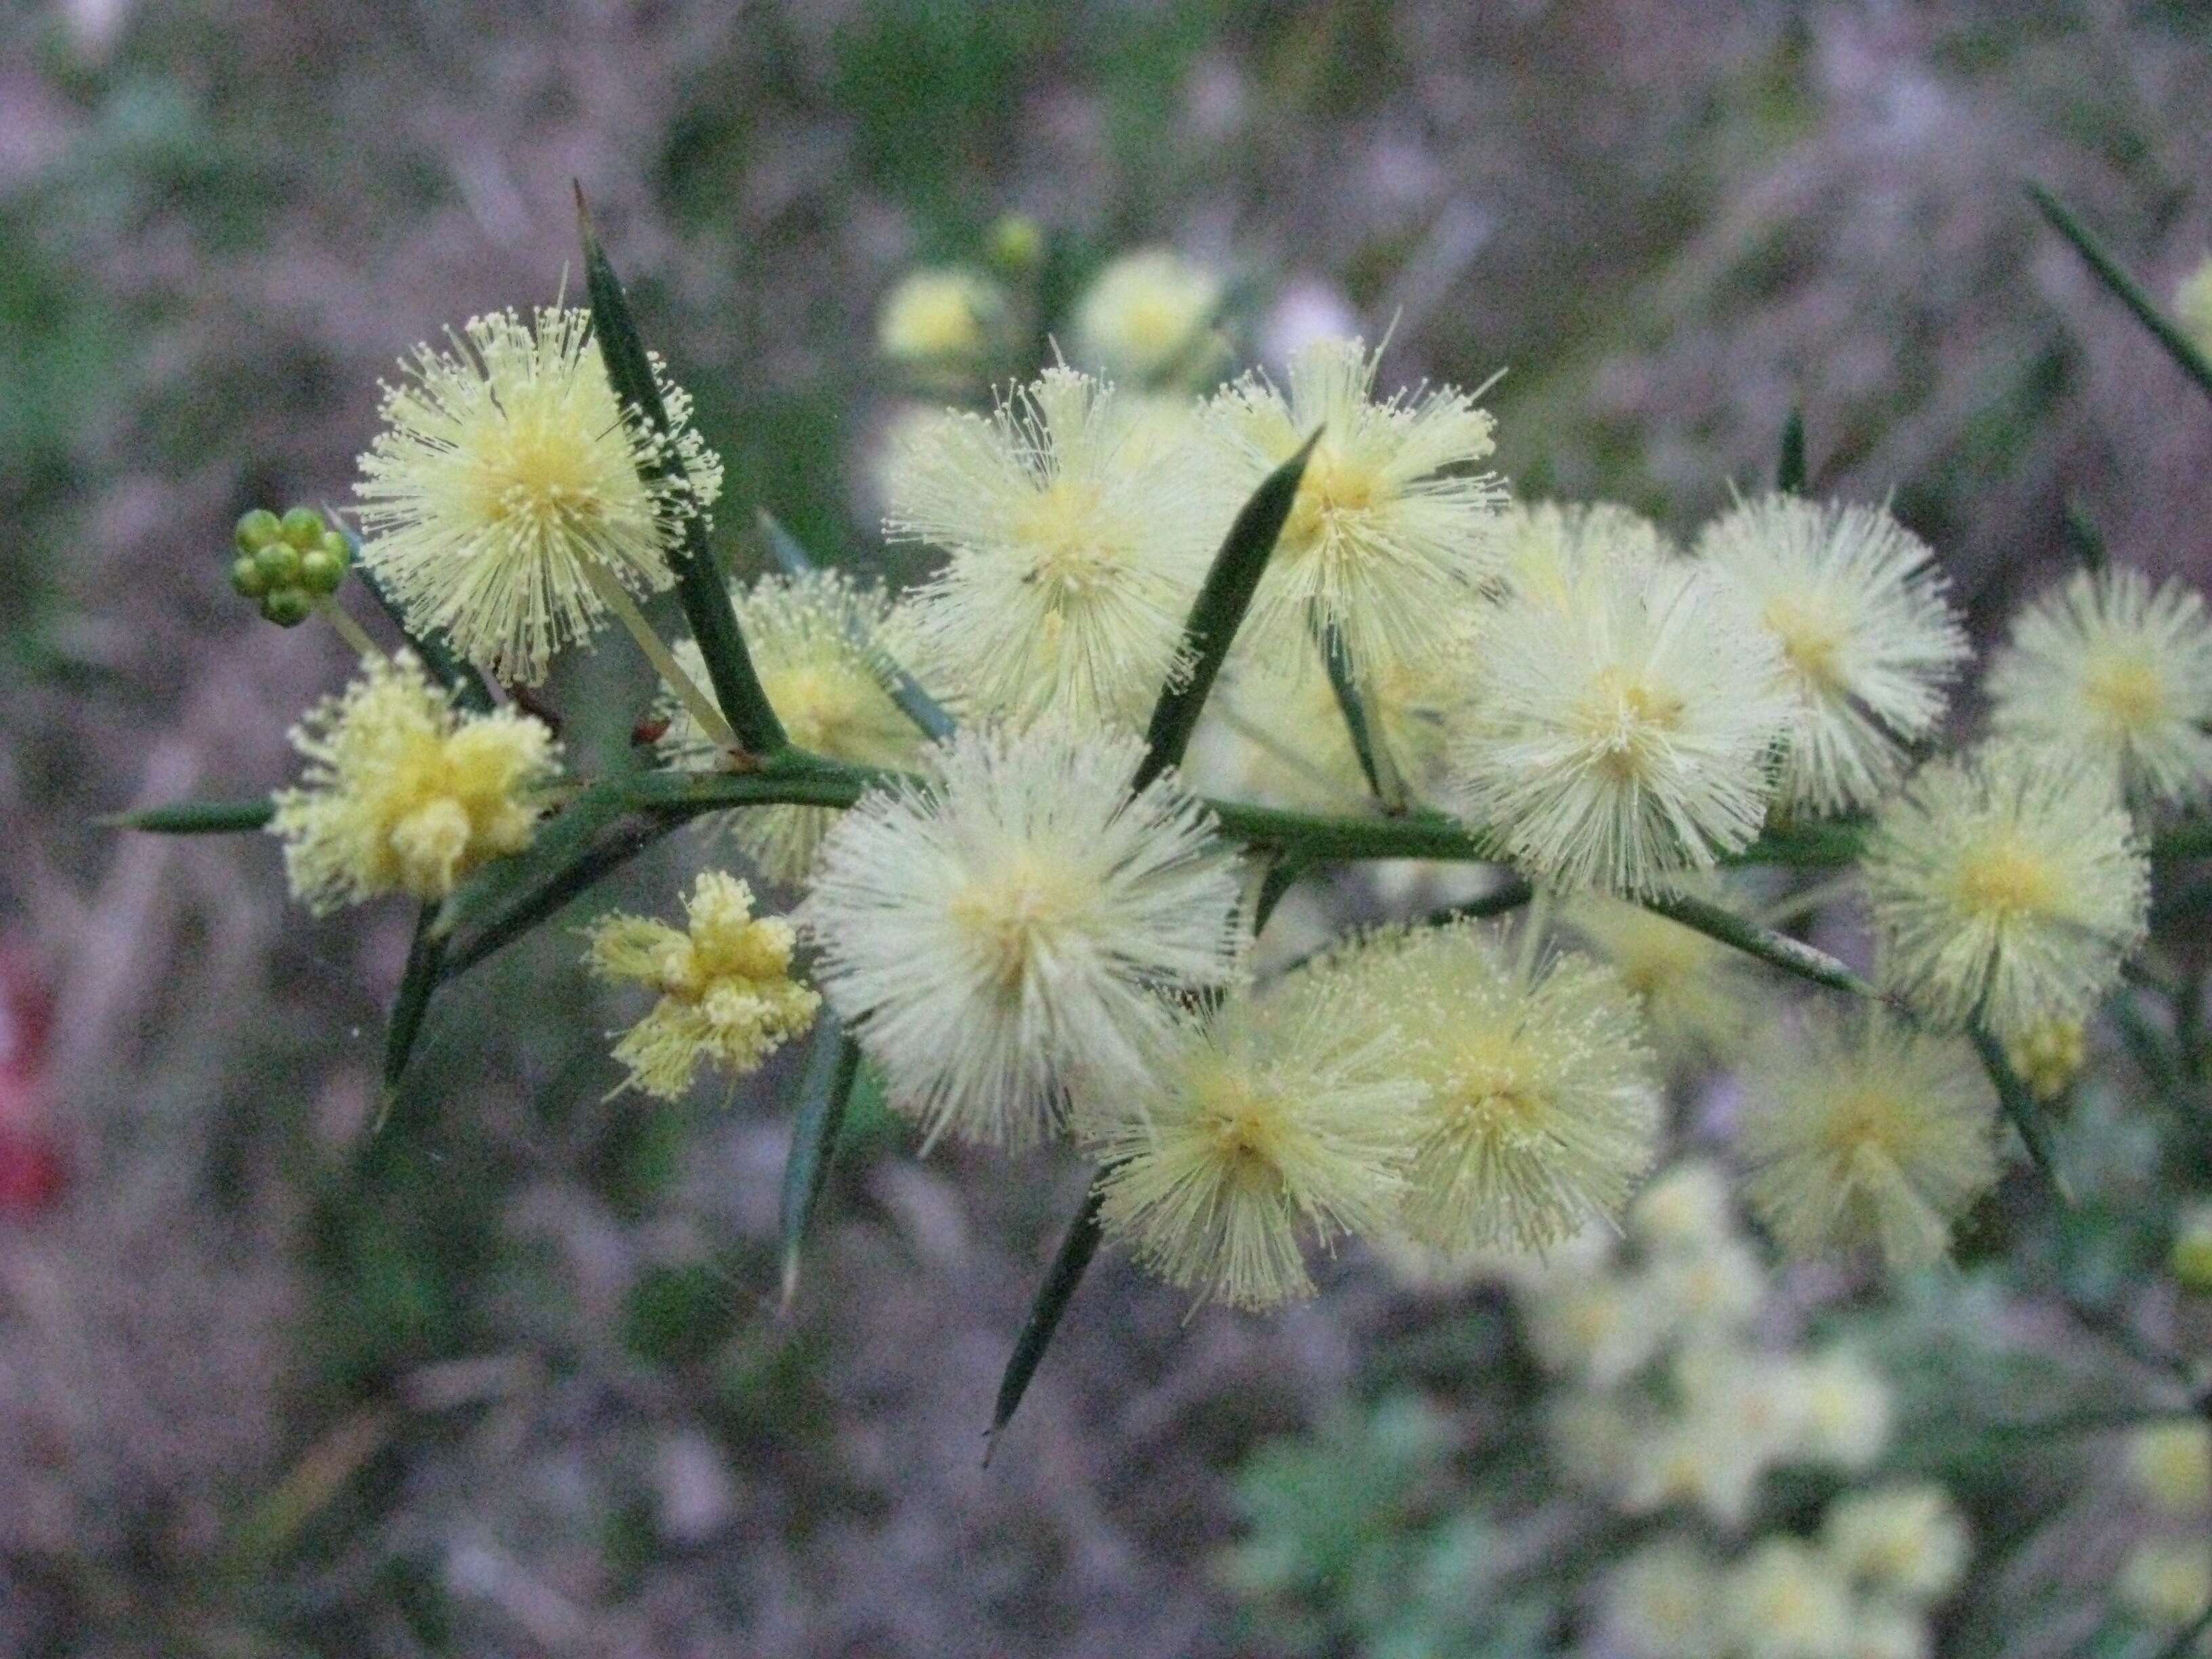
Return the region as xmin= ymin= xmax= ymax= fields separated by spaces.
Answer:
xmin=230 ymin=506 xmax=352 ymax=628
xmin=583 ymin=871 xmax=819 ymax=1100
xmin=270 ymin=651 xmax=558 ymax=912
xmin=354 ymin=305 xmax=722 ymax=684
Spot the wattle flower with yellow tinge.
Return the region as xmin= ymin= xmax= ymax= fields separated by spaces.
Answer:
xmin=355 ymin=306 xmax=720 ymax=684
xmin=271 ymin=651 xmax=558 ymax=912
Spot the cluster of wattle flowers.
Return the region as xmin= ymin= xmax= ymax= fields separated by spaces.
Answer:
xmin=212 ymin=236 xmax=2209 ymax=1317
xmin=1491 ymin=1162 xmax=1974 ymax=1659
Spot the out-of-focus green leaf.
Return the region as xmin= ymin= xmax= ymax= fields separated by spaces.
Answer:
xmin=2028 ymin=182 xmax=2212 ymax=405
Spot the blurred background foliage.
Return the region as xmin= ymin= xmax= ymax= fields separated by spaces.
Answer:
xmin=5 ymin=1 xmax=2212 ymax=1654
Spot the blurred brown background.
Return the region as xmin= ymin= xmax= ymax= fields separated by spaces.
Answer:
xmin=4 ymin=2 xmax=2212 ymax=1654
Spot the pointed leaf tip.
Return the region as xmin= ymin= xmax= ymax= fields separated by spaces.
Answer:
xmin=986 ymin=1184 xmax=1107 ymax=1458
xmin=777 ymin=1019 xmax=862 ymax=1316
xmin=1777 ymin=408 xmax=1807 ymax=493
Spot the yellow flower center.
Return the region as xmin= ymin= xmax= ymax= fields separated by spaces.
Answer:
xmin=1762 ymin=593 xmax=1849 ymax=693
xmin=1122 ymin=293 xmax=1193 ymax=359
xmin=898 ymin=288 xmax=984 ymax=359
xmin=2081 ymin=651 xmax=2168 ymax=731
xmin=1442 ymin=1036 xmax=1545 ymax=1144
xmin=1822 ymin=1088 xmax=1908 ymax=1162
xmin=947 ymin=855 xmax=1082 ymax=991
xmin=1012 ymin=478 xmax=1118 ymax=600
xmin=1575 ymin=668 xmax=1685 ymax=782
xmin=1280 ymin=443 xmax=1380 ymax=559
xmin=765 ymin=663 xmax=871 ymax=755
xmin=1195 ymin=1070 xmax=1292 ymax=1196
xmin=1950 ymin=834 xmax=2062 ymax=920
xmin=477 ymin=418 xmax=615 ymax=544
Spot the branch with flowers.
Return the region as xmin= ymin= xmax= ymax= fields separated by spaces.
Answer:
xmin=115 ymin=186 xmax=2212 ymax=1455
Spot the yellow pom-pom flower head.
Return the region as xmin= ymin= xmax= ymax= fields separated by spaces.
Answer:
xmin=1088 ymin=977 xmax=1423 ymax=1311
xmin=1068 ymin=248 xmax=1227 ymax=389
xmin=1986 ymin=567 xmax=2212 ymax=809
xmin=798 ymin=722 xmax=1243 ymax=1149
xmin=270 ymin=651 xmax=558 ymax=912
xmin=1863 ymin=741 xmax=2148 ymax=1041
xmin=354 ymin=306 xmax=722 ymax=684
xmin=1448 ymin=558 xmax=1793 ymax=893
xmin=1737 ymin=1009 xmax=1999 ymax=1270
xmin=875 ymin=266 xmax=1011 ymax=390
xmin=1696 ymin=494 xmax=1967 ymax=817
xmin=583 ymin=872 xmax=818 ymax=1100
xmin=883 ymin=367 xmax=1233 ymax=728
xmin=659 ymin=573 xmax=926 ymax=883
xmin=1331 ymin=920 xmax=1660 ymax=1255
xmin=1205 ymin=336 xmax=1503 ymax=683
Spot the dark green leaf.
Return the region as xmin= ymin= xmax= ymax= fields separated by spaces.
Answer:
xmin=1319 ymin=617 xmax=1401 ymax=808
xmin=1776 ymin=408 xmax=1807 ymax=493
xmin=756 ymin=508 xmax=956 ymax=743
xmin=1134 ymin=430 xmax=1322 ymax=792
xmin=1252 ymin=855 xmax=1309 ymax=936
xmin=1726 ymin=818 xmax=1868 ymax=868
xmin=1206 ymin=800 xmax=1491 ymax=863
xmin=985 ymin=1183 xmax=1105 ymax=1462
xmin=779 ymin=1014 xmax=863 ymax=1311
xmin=2028 ymin=182 xmax=2212 ymax=405
xmin=577 ymin=185 xmax=787 ymax=756
xmin=102 ymin=796 xmax=274 ymax=834
xmin=1971 ymin=1027 xmax=2075 ymax=1206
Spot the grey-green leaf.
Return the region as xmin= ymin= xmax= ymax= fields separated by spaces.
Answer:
xmin=104 ymin=797 xmax=276 ymax=834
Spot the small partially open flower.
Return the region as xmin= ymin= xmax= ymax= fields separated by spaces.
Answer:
xmin=884 ymin=367 xmax=1233 ymax=728
xmin=1864 ymin=742 xmax=2148 ymax=1041
xmin=355 ymin=306 xmax=720 ymax=684
xmin=2118 ymin=1540 xmax=2211 ymax=1631
xmin=1448 ymin=558 xmax=1791 ymax=893
xmin=1737 ymin=1010 xmax=1998 ymax=1270
xmin=1696 ymin=494 xmax=1967 ymax=817
xmin=2005 ymin=1015 xmax=2087 ymax=1101
xmin=659 ymin=573 xmax=926 ymax=882
xmin=1328 ymin=920 xmax=1660 ymax=1255
xmin=2125 ymin=1420 xmax=2211 ymax=1515
xmin=1986 ymin=567 xmax=2212 ymax=809
xmin=1089 ymin=977 xmax=1423 ymax=1310
xmin=272 ymin=652 xmax=558 ymax=912
xmin=800 ymin=722 xmax=1242 ymax=1149
xmin=1068 ymin=249 xmax=1228 ymax=389
xmin=1793 ymin=1345 xmax=1894 ymax=1469
xmin=583 ymin=871 xmax=819 ymax=1099
xmin=1490 ymin=499 xmax=1671 ymax=611
xmin=1206 ymin=336 xmax=1504 ymax=683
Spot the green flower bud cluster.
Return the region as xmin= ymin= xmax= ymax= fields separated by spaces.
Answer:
xmin=232 ymin=508 xmax=350 ymax=626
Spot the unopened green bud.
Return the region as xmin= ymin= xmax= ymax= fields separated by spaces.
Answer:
xmin=255 ymin=540 xmax=302 ymax=586
xmin=987 ymin=212 xmax=1044 ymax=276
xmin=281 ymin=506 xmax=328 ymax=548
xmin=299 ymin=545 xmax=346 ymax=595
xmin=319 ymin=529 xmax=350 ymax=564
xmin=260 ymin=588 xmax=312 ymax=628
xmin=230 ymin=554 xmax=270 ymax=598
xmin=234 ymin=508 xmax=283 ymax=554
